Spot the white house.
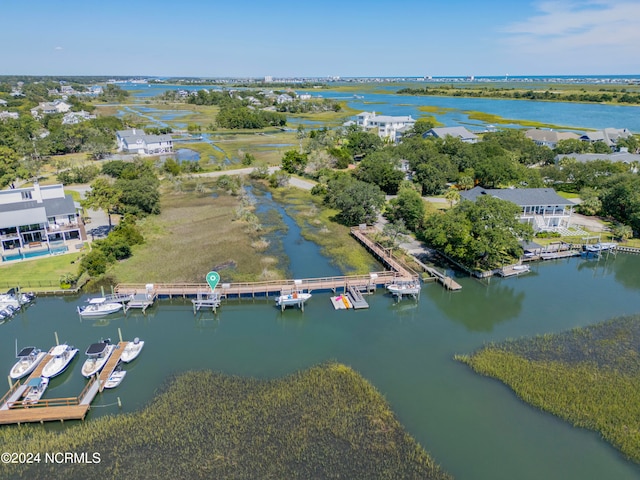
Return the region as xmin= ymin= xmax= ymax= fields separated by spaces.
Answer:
xmin=0 ymin=183 xmax=84 ymax=259
xmin=0 ymin=111 xmax=19 ymax=120
xmin=423 ymin=127 xmax=479 ymax=143
xmin=116 ymin=129 xmax=174 ymax=155
xmin=355 ymin=111 xmax=416 ymax=143
xmin=62 ymin=110 xmax=97 ymax=125
xmin=525 ymin=129 xmax=580 ymax=149
xmin=30 ymin=100 xmax=72 ymax=118
xmin=0 ymin=99 xmax=7 ymax=106
xmin=460 ymin=186 xmax=574 ymax=232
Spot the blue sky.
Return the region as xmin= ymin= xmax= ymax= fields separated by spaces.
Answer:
xmin=2 ymin=0 xmax=639 ymax=77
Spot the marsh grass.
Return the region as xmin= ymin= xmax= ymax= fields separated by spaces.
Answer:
xmin=108 ymin=180 xmax=281 ymax=283
xmin=457 ymin=315 xmax=640 ymax=463
xmin=3 ymin=364 xmax=451 ymax=480
xmin=271 ymin=188 xmax=381 ymax=274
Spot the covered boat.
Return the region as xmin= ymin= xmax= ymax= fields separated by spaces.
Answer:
xmin=387 ymin=281 xmax=421 ymax=296
xmin=81 ymin=340 xmax=116 ymax=377
xmin=23 ymin=377 xmax=49 ymax=404
xmin=10 ymin=347 xmax=47 ymax=380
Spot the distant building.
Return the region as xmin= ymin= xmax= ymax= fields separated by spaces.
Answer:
xmin=0 ymin=99 xmax=7 ymax=106
xmin=264 ymin=76 xmax=273 ymax=83
xmin=116 ymin=128 xmax=173 ymax=155
xmin=355 ymin=111 xmax=416 ymax=143
xmin=524 ymin=129 xmax=580 ymax=149
xmin=423 ymin=126 xmax=478 ymax=143
xmin=460 ymin=186 xmax=574 ymax=232
xmin=0 ymin=111 xmax=19 ymax=120
xmin=0 ymin=183 xmax=85 ymax=257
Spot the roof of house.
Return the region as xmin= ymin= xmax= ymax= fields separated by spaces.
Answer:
xmin=579 ymin=128 xmax=631 ymax=146
xmin=0 ymin=195 xmax=77 ymax=229
xmin=525 ymin=129 xmax=579 ymax=143
xmin=556 ymin=152 xmax=640 ymax=164
xmin=424 ymin=127 xmax=478 ymax=140
xmin=460 ymin=186 xmax=573 ymax=206
xmin=117 ymin=129 xmax=172 ymax=144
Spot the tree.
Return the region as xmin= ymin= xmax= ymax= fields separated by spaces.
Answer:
xmin=281 ymin=150 xmax=308 ymax=175
xmin=382 ymin=219 xmax=409 ymax=245
xmin=444 ymin=188 xmax=460 ymax=207
xmin=387 ymin=186 xmax=426 ymax=231
xmin=325 ymin=177 xmax=385 ymax=226
xmin=354 ymin=151 xmax=404 ymax=194
xmin=345 ymin=129 xmax=383 ymax=158
xmin=82 ymin=177 xmax=122 ymax=229
xmin=611 ymin=223 xmax=633 ymax=242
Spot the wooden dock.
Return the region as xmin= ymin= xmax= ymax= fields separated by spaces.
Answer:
xmin=98 ymin=341 xmax=127 ymax=392
xmin=0 ymin=376 xmax=99 ymax=425
xmin=410 ymin=255 xmax=462 ymax=291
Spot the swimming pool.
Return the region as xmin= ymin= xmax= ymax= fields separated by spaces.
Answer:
xmin=1 ymin=245 xmax=68 ymax=262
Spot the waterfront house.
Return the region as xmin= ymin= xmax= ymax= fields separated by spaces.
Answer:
xmin=460 ymin=186 xmax=574 ymax=232
xmin=579 ymin=128 xmax=632 ymax=149
xmin=0 ymin=111 xmax=19 ymax=121
xmin=355 ymin=111 xmax=416 ymax=143
xmin=116 ymin=129 xmax=173 ymax=155
xmin=524 ymin=129 xmax=580 ymax=149
xmin=0 ymin=183 xmax=85 ymax=259
xmin=30 ymin=100 xmax=72 ymax=118
xmin=423 ymin=127 xmax=479 ymax=143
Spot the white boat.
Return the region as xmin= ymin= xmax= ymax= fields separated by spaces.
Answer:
xmin=41 ymin=344 xmax=79 ymax=378
xmin=387 ymin=282 xmax=421 ymax=296
xmin=10 ymin=346 xmax=47 ymax=380
xmin=81 ymin=341 xmax=116 ymax=377
xmin=77 ymin=297 xmax=123 ymax=317
xmin=0 ymin=294 xmax=20 ymax=309
xmin=104 ymin=369 xmax=127 ymax=389
xmin=275 ymin=290 xmax=312 ymax=308
xmin=585 ymin=242 xmax=617 ymax=253
xmin=121 ymin=338 xmax=144 ymax=363
xmin=22 ymin=377 xmax=49 ymax=404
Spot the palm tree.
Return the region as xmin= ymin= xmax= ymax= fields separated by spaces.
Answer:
xmin=444 ymin=188 xmax=461 ymax=208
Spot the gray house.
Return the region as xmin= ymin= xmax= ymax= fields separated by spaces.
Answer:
xmin=460 ymin=186 xmax=574 ymax=232
xmin=423 ymin=127 xmax=479 ymax=143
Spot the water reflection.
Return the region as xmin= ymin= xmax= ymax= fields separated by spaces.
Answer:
xmin=428 ymin=281 xmax=525 ymax=331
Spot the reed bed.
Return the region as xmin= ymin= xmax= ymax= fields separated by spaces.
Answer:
xmin=456 ymin=315 xmax=640 ymax=463
xmin=1 ymin=364 xmax=451 ymax=480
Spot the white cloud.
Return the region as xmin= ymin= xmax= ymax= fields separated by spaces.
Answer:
xmin=54 ymin=46 xmax=63 ymax=51
xmin=502 ymin=1 xmax=640 ymax=69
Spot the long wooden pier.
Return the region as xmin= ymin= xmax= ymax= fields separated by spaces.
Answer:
xmin=98 ymin=341 xmax=127 ymax=392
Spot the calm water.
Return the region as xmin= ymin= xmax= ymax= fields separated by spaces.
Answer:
xmin=3 ymin=253 xmax=640 ymax=480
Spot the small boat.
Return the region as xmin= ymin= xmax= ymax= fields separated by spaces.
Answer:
xmin=77 ymin=297 xmax=123 ymax=317
xmin=387 ymin=282 xmax=421 ymax=296
xmin=121 ymin=338 xmax=144 ymax=363
xmin=104 ymin=369 xmax=127 ymax=389
xmin=22 ymin=377 xmax=49 ymax=404
xmin=275 ymin=290 xmax=312 ymax=308
xmin=41 ymin=344 xmax=79 ymax=378
xmin=10 ymin=347 xmax=47 ymax=380
xmin=585 ymin=242 xmax=617 ymax=253
xmin=0 ymin=294 xmax=20 ymax=309
xmin=81 ymin=340 xmax=116 ymax=377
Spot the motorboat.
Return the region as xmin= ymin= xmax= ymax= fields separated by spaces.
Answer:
xmin=275 ymin=290 xmax=312 ymax=308
xmin=22 ymin=377 xmax=49 ymax=404
xmin=121 ymin=338 xmax=144 ymax=363
xmin=104 ymin=369 xmax=127 ymax=389
xmin=10 ymin=346 xmax=47 ymax=380
xmin=0 ymin=294 xmax=20 ymax=310
xmin=77 ymin=297 xmax=123 ymax=317
xmin=387 ymin=282 xmax=421 ymax=296
xmin=41 ymin=344 xmax=79 ymax=378
xmin=585 ymin=242 xmax=617 ymax=253
xmin=81 ymin=340 xmax=116 ymax=378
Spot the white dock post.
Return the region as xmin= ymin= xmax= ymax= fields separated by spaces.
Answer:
xmin=118 ymin=327 xmax=123 ymax=344
xmin=54 ymin=331 xmax=59 ymax=346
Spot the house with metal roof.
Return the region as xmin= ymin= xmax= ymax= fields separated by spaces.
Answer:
xmin=0 ymin=183 xmax=85 ymax=260
xmin=423 ymin=127 xmax=479 ymax=143
xmin=460 ymin=186 xmax=575 ymax=232
xmin=579 ymin=128 xmax=632 ymax=149
xmin=355 ymin=112 xmax=416 ymax=143
xmin=524 ymin=129 xmax=580 ymax=149
xmin=116 ymin=129 xmax=173 ymax=155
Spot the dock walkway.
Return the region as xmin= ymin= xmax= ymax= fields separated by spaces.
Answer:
xmin=98 ymin=342 xmax=127 ymax=392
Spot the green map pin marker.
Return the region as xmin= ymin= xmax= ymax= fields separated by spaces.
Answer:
xmin=206 ymin=271 xmax=220 ymax=291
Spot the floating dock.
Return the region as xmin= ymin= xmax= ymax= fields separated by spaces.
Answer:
xmin=98 ymin=341 xmax=127 ymax=392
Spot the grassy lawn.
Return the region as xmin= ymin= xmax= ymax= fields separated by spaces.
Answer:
xmin=456 ymin=315 xmax=640 ymax=463
xmin=108 ymin=179 xmax=282 ymax=284
xmin=0 ymin=252 xmax=83 ymax=291
xmin=3 ymin=363 xmax=451 ymax=480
